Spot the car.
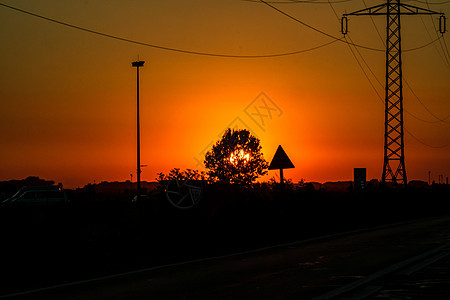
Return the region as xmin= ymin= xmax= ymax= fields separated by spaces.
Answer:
xmin=1 ymin=185 xmax=68 ymax=208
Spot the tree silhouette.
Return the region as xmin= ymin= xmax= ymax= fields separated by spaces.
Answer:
xmin=204 ymin=129 xmax=268 ymax=186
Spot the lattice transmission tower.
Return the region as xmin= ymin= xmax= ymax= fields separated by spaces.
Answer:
xmin=341 ymin=0 xmax=446 ymax=186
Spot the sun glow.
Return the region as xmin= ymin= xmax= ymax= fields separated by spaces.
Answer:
xmin=229 ymin=149 xmax=250 ymax=165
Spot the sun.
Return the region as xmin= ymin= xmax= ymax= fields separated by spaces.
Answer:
xmin=229 ymin=149 xmax=250 ymax=165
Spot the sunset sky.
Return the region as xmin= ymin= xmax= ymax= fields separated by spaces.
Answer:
xmin=0 ymin=0 xmax=449 ymax=188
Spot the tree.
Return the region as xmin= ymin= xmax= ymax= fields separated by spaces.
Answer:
xmin=204 ymin=129 xmax=268 ymax=186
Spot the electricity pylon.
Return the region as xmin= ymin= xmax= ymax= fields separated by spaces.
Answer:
xmin=341 ymin=1 xmax=446 ymax=186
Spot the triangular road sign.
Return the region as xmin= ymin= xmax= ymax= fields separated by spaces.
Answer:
xmin=268 ymin=145 xmax=295 ymax=170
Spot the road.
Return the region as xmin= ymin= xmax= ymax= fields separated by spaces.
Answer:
xmin=365 ymin=252 xmax=450 ymax=299
xmin=3 ymin=216 xmax=450 ymax=299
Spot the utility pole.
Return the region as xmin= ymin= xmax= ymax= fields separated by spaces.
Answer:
xmin=341 ymin=1 xmax=446 ymax=186
xmin=132 ymin=60 xmax=145 ymax=199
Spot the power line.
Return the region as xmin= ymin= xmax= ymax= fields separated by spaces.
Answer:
xmin=404 ymin=35 xmax=446 ymax=52
xmin=259 ymin=0 xmax=383 ymax=51
xmin=424 ymin=0 xmax=450 ymax=67
xmin=0 ymin=2 xmax=340 ymax=59
xmin=405 ymin=128 xmax=450 ymax=148
xmin=404 ymin=78 xmax=450 ymax=123
xmin=341 ymin=42 xmax=448 ymax=125
xmin=408 ymin=0 xmax=450 ymax=5
xmin=328 ymin=0 xmax=385 ymax=102
xmin=1 ymin=1 xmax=442 ymax=57
xmin=362 ymin=0 xmax=385 ymax=47
xmin=405 ymin=110 xmax=449 ymax=123
xmin=417 ymin=12 xmax=450 ymax=68
xmin=243 ymin=0 xmax=352 ymax=4
xmin=259 ymin=0 xmax=446 ymax=52
xmin=441 ymin=34 xmax=450 ymax=61
xmin=347 ymin=37 xmax=385 ymax=102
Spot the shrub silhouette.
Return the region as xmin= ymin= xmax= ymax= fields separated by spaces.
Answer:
xmin=156 ymin=168 xmax=206 ymax=192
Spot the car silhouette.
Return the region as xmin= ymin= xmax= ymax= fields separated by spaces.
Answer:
xmin=1 ymin=185 xmax=68 ymax=208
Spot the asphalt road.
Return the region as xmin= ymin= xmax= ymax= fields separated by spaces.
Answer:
xmin=3 ymin=216 xmax=450 ymax=300
xmin=364 ymin=244 xmax=450 ymax=299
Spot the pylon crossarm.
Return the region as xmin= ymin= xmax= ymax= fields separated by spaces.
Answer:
xmin=398 ymin=3 xmax=442 ymax=15
xmin=343 ymin=2 xmax=442 ymax=16
xmin=344 ymin=3 xmax=388 ymax=16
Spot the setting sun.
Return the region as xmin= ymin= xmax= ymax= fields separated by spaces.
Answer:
xmin=229 ymin=149 xmax=250 ymax=165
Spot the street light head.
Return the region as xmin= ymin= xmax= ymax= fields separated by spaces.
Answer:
xmin=132 ymin=61 xmax=145 ymax=67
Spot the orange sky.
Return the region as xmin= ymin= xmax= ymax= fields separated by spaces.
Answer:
xmin=0 ymin=0 xmax=449 ymax=188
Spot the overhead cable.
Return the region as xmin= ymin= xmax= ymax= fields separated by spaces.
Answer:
xmin=259 ymin=0 xmax=445 ymax=52
xmin=405 ymin=128 xmax=450 ymax=148
xmin=243 ymin=0 xmax=352 ymax=4
xmin=0 ymin=2 xmax=339 ymax=58
xmin=404 ymin=78 xmax=450 ymax=123
xmin=259 ymin=0 xmax=383 ymax=51
xmin=424 ymin=0 xmax=450 ymax=67
xmin=409 ymin=0 xmax=450 ymax=4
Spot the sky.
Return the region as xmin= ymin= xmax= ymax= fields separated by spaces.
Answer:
xmin=0 ymin=0 xmax=449 ymax=188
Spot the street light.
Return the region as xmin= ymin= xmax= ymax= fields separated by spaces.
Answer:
xmin=132 ymin=60 xmax=145 ymax=199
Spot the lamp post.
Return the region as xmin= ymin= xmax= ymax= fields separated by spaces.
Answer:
xmin=132 ymin=60 xmax=144 ymax=199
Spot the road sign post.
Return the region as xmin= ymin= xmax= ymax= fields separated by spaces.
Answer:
xmin=268 ymin=145 xmax=295 ymax=184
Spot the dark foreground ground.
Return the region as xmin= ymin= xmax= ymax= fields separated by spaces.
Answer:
xmin=0 ymin=184 xmax=448 ymax=296
xmin=4 ymin=215 xmax=450 ymax=299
